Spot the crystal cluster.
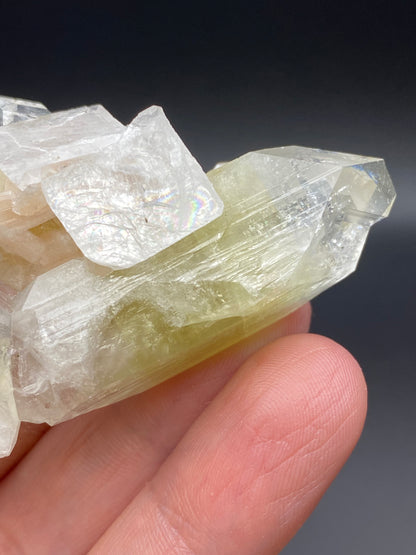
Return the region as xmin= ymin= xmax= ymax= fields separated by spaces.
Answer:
xmin=0 ymin=96 xmax=396 ymax=457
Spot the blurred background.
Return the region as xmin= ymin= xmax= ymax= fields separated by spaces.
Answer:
xmin=2 ymin=2 xmax=415 ymax=552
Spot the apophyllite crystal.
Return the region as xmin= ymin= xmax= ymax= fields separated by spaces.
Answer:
xmin=41 ymin=106 xmax=224 ymax=269
xmin=0 ymin=95 xmax=49 ymax=126
xmin=0 ymin=96 xmax=396 ymax=456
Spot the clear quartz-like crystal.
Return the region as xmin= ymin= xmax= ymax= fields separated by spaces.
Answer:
xmin=0 ymin=95 xmax=50 ymax=126
xmin=0 ymin=103 xmax=124 ymax=291
xmin=10 ymin=145 xmax=395 ymax=427
xmin=41 ymin=106 xmax=224 ymax=269
xmin=0 ymin=104 xmax=124 ymax=213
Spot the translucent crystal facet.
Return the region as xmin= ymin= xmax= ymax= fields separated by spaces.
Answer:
xmin=0 ymin=102 xmax=124 ymax=293
xmin=10 ymin=145 xmax=395 ymax=427
xmin=0 ymin=104 xmax=124 ymax=214
xmin=0 ymin=95 xmax=49 ymax=126
xmin=0 ymin=97 xmax=396 ymax=456
xmin=41 ymin=106 xmax=224 ymax=269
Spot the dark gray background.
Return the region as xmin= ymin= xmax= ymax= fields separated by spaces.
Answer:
xmin=2 ymin=2 xmax=415 ymax=553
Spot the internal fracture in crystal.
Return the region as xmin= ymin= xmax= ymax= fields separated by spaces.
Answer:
xmin=0 ymin=104 xmax=123 ymax=197
xmin=42 ymin=106 xmax=224 ymax=269
xmin=0 ymin=95 xmax=396 ymax=457
xmin=0 ymin=104 xmax=124 ymax=291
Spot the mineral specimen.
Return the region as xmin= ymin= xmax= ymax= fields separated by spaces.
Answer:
xmin=0 ymin=96 xmax=396 ymax=457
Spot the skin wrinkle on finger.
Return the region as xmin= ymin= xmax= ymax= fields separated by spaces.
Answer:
xmin=0 ymin=306 xmax=311 ymax=554
xmin=252 ymin=403 xmax=364 ymax=522
xmin=267 ymin=405 xmax=366 ymax=548
xmin=218 ymin=364 xmax=360 ymax=509
xmin=240 ymin=341 xmax=364 ymax=461
xmin=201 ymin=343 xmax=351 ymax=469
xmin=241 ymin=345 xmax=338 ymax=411
xmin=237 ymin=350 xmax=366 ymax=516
xmin=152 ymin=492 xmax=201 ymax=555
xmin=92 ymin=334 xmax=367 ymax=554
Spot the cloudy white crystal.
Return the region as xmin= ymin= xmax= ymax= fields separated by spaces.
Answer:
xmin=41 ymin=106 xmax=224 ymax=269
xmin=0 ymin=95 xmax=50 ymax=126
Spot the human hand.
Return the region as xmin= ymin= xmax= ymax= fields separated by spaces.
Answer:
xmin=0 ymin=304 xmax=366 ymax=554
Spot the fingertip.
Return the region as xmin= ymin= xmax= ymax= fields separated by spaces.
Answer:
xmin=244 ymin=331 xmax=368 ymax=459
xmin=212 ymin=331 xmax=368 ymax=551
xmin=288 ymin=332 xmax=368 ymax=427
xmin=92 ymin=330 xmax=368 ymax=555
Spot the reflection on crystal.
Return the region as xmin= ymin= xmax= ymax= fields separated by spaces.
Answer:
xmin=41 ymin=106 xmax=224 ymax=269
xmin=0 ymin=95 xmax=49 ymax=126
xmin=0 ymin=96 xmax=396 ymax=456
xmin=11 ymin=145 xmax=395 ymax=427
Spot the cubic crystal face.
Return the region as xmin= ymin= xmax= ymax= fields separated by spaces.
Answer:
xmin=0 ymin=103 xmax=125 ymax=294
xmin=42 ymin=106 xmax=224 ymax=269
xmin=0 ymin=96 xmax=396 ymax=457
xmin=0 ymin=95 xmax=49 ymax=126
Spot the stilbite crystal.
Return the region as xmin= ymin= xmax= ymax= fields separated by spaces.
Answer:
xmin=0 ymin=97 xmax=396 ymax=457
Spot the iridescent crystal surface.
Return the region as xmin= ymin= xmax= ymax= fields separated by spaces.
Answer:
xmin=42 ymin=106 xmax=224 ymax=269
xmin=0 ymin=96 xmax=396 ymax=456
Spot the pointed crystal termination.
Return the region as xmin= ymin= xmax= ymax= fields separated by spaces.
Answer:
xmin=0 ymin=95 xmax=50 ymax=126
xmin=41 ymin=106 xmax=224 ymax=269
xmin=11 ymin=145 xmax=396 ymax=426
